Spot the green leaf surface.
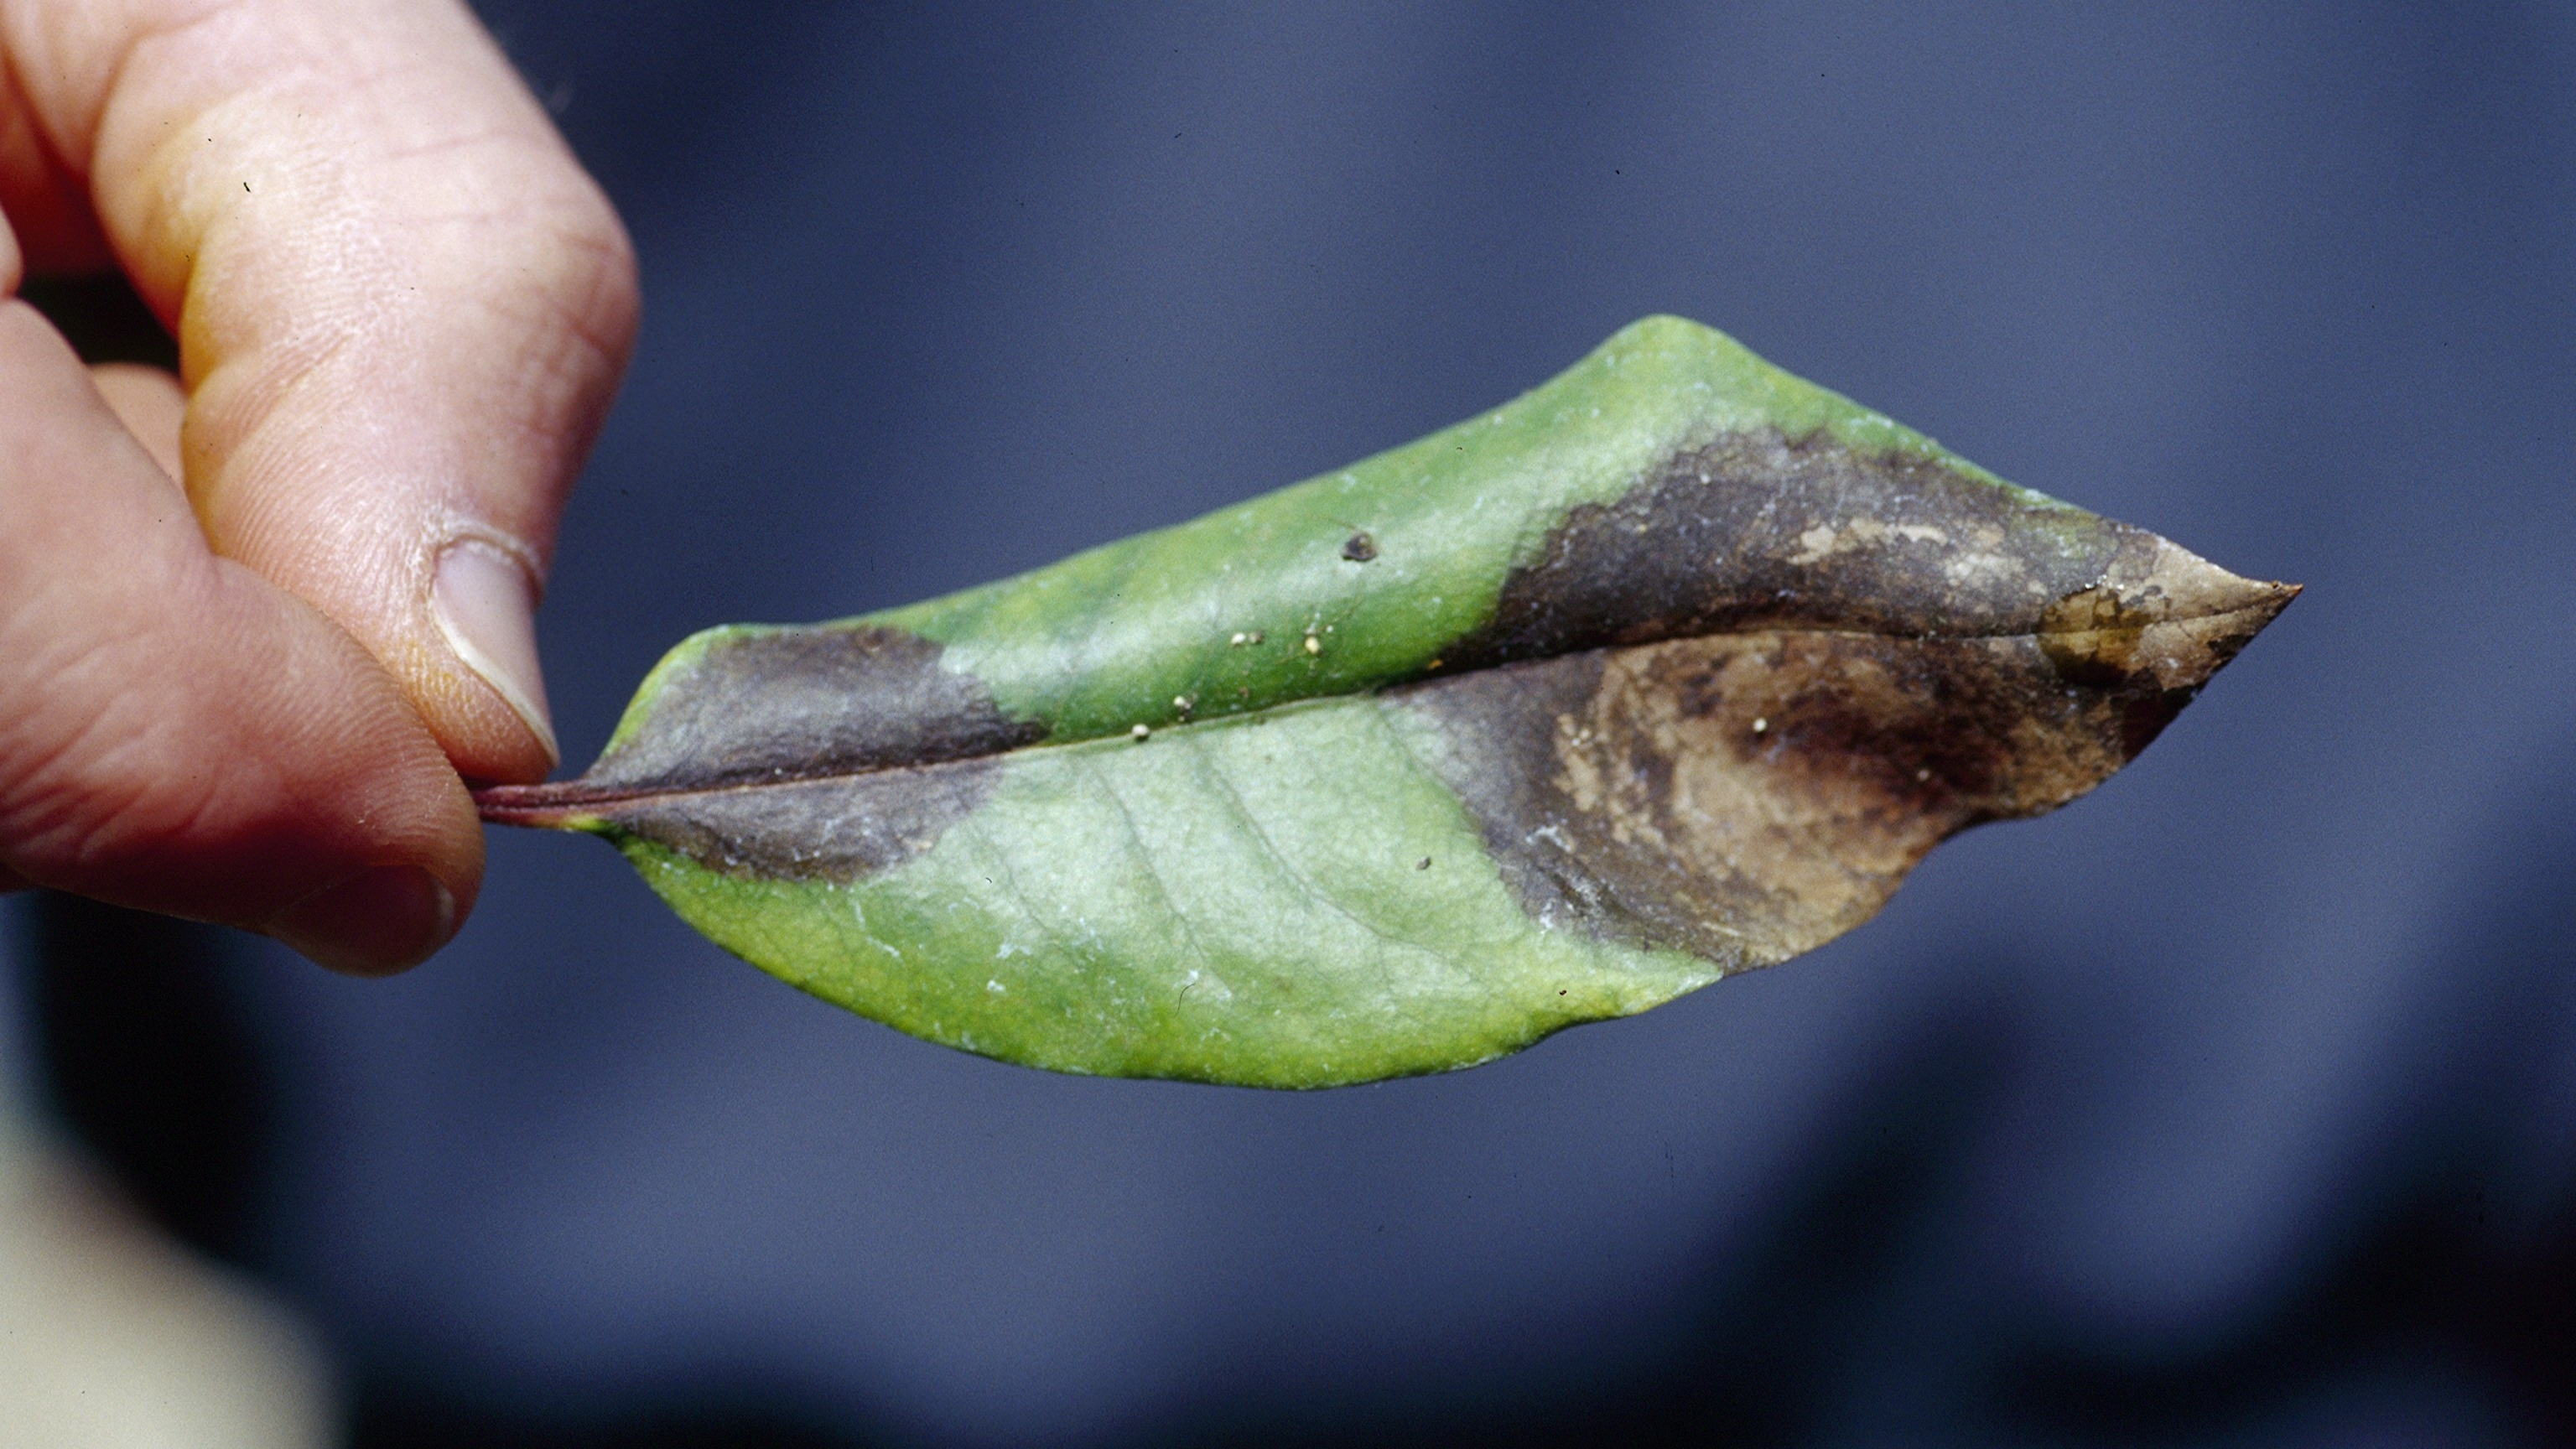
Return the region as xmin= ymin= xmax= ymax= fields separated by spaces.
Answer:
xmin=481 ymin=316 xmax=2295 ymax=1088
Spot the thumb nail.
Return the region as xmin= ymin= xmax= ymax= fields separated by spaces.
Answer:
xmin=265 ymin=865 xmax=458 ymax=975
xmin=433 ymin=538 xmax=558 ymax=766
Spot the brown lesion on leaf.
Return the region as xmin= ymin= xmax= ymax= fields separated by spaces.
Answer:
xmin=1398 ymin=528 xmax=2295 ymax=966
xmin=2037 ymin=584 xmax=2149 ymax=685
xmin=1439 ymin=428 xmax=2158 ymax=673
xmin=584 ymin=626 xmax=1046 ymax=791
xmin=477 ymin=625 xmax=1042 ymax=880
xmin=569 ymin=768 xmax=997 ymax=881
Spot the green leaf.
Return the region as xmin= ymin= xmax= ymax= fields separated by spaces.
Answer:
xmin=480 ymin=316 xmax=2295 ymax=1088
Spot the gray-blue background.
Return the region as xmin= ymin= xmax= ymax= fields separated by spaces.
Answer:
xmin=82 ymin=4 xmax=2576 ymax=1444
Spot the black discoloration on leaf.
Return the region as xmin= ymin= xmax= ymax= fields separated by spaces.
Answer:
xmin=597 ymin=767 xmax=994 ymax=881
xmin=1441 ymin=429 xmax=2152 ymax=674
xmin=586 ymin=626 xmax=1042 ymax=792
xmin=1342 ymin=532 xmax=1378 ymax=562
xmin=479 ymin=625 xmax=1040 ymax=879
xmin=478 ymin=754 xmax=1003 ymax=883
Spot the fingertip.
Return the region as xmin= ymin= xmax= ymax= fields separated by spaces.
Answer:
xmin=262 ymin=864 xmax=460 ymax=976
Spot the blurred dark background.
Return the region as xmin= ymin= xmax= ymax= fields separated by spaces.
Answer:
xmin=10 ymin=3 xmax=2576 ymax=1444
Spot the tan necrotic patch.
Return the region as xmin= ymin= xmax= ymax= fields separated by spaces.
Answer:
xmin=1400 ymin=633 xmax=2106 ymax=966
xmin=1399 ymin=539 xmax=2293 ymax=965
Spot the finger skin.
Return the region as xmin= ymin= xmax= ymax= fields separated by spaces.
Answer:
xmin=0 ymin=300 xmax=478 ymax=963
xmin=88 ymin=360 xmax=184 ymax=478
xmin=1 ymin=0 xmax=639 ymax=782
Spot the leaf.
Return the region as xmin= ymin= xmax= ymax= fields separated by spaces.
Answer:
xmin=480 ymin=316 xmax=2295 ymax=1088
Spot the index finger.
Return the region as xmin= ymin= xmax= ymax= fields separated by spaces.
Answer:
xmin=3 ymin=0 xmax=639 ymax=782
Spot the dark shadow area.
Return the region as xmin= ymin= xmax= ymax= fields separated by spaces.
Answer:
xmin=11 ymin=898 xmax=876 ymax=1443
xmin=17 ymin=270 xmax=179 ymax=371
xmin=349 ymin=1384 xmax=873 ymax=1449
xmin=7 ymin=276 xmax=257 ymax=1271
xmin=11 ymin=894 xmax=274 ymax=1268
xmin=1987 ymin=1194 xmax=2576 ymax=1445
xmin=1981 ymin=754 xmax=2576 ymax=1446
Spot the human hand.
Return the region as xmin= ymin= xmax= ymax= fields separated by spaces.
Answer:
xmin=0 ymin=0 xmax=636 ymax=971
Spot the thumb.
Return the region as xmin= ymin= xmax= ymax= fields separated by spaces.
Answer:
xmin=8 ymin=0 xmax=639 ymax=782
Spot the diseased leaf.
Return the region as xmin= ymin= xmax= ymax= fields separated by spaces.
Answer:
xmin=480 ymin=316 xmax=2295 ymax=1088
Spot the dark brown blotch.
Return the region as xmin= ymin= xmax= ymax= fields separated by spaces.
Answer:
xmin=477 ymin=624 xmax=1042 ymax=882
xmin=595 ymin=764 xmax=994 ymax=882
xmin=584 ymin=625 xmax=1043 ymax=793
xmin=1439 ymin=428 xmax=2158 ymax=674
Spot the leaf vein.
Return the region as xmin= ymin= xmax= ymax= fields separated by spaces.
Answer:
xmin=1182 ymin=733 xmax=1422 ymax=987
xmin=1078 ymin=754 xmax=1219 ymax=977
xmin=950 ymin=805 xmax=1088 ymax=972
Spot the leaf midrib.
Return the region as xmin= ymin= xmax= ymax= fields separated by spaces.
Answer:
xmin=475 ymin=597 xmax=2288 ymax=824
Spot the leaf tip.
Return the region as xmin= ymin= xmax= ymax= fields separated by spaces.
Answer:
xmin=2038 ymin=542 xmax=2299 ymax=699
